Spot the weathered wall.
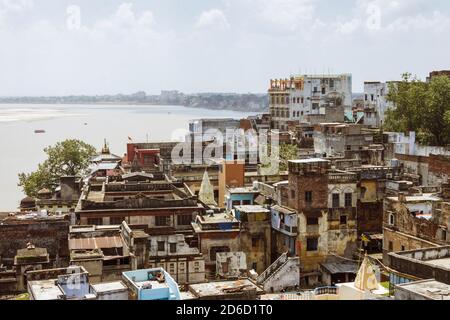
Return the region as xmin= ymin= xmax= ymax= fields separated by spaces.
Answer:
xmin=0 ymin=219 xmax=69 ymax=267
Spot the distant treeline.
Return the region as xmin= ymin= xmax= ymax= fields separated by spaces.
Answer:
xmin=0 ymin=91 xmax=269 ymax=112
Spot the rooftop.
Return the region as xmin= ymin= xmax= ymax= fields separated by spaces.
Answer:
xmin=234 ymin=205 xmax=270 ymax=213
xmin=188 ymin=279 xmax=263 ymax=298
xmin=396 ymin=280 xmax=450 ymax=300
xmin=28 ymin=279 xmax=64 ymax=300
xmin=91 ymin=281 xmax=128 ymax=294
xmin=289 ymin=158 xmax=330 ymax=164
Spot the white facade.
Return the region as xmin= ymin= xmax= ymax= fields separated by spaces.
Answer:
xmin=269 ymin=74 xmax=352 ymax=130
xmin=363 ymin=81 xmax=391 ymax=126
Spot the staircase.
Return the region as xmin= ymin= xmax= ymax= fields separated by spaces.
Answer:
xmin=256 ymin=252 xmax=289 ymax=286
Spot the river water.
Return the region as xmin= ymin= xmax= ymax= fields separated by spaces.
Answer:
xmin=0 ymin=104 xmax=258 ymax=211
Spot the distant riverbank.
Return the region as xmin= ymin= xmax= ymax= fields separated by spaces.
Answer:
xmin=0 ymin=104 xmax=259 ymax=211
xmin=0 ymin=92 xmax=269 ymax=113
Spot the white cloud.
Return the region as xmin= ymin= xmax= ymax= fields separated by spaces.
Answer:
xmin=254 ymin=0 xmax=318 ymax=32
xmin=96 ymin=3 xmax=155 ymax=31
xmin=195 ymin=9 xmax=230 ymax=30
xmin=0 ymin=0 xmax=34 ymax=12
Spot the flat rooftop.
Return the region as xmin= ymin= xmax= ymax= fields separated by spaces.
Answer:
xmin=289 ymin=158 xmax=330 ymax=164
xmin=29 ymin=279 xmax=63 ymax=300
xmin=387 ymin=194 xmax=442 ymax=202
xmin=91 ymin=281 xmax=127 ymax=294
xmin=397 ymin=280 xmax=450 ymax=300
xmin=234 ymin=205 xmax=270 ymax=213
xmin=189 ymin=279 xmax=263 ymax=298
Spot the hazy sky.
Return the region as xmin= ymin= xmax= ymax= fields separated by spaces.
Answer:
xmin=0 ymin=0 xmax=449 ymax=95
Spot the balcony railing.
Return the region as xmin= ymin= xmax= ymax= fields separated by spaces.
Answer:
xmin=314 ymin=286 xmax=338 ymax=296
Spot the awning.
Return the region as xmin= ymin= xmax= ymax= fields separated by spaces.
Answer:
xmin=69 ymin=236 xmax=123 ymax=250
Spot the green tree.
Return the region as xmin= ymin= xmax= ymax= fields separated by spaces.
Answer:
xmin=385 ymin=73 xmax=450 ymax=146
xmin=18 ymin=139 xmax=96 ymax=197
xmin=279 ymin=144 xmax=299 ymax=171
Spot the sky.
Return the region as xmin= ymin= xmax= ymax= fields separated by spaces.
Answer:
xmin=0 ymin=0 xmax=450 ymax=95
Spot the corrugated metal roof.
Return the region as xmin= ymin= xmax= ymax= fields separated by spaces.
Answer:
xmin=69 ymin=236 xmax=123 ymax=250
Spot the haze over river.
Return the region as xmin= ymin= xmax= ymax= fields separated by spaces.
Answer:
xmin=0 ymin=104 xmax=258 ymax=211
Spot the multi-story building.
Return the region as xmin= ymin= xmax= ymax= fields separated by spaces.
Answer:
xmin=268 ymin=74 xmax=352 ymax=130
xmin=75 ymin=173 xmax=204 ymax=236
xmin=382 ymin=191 xmax=449 ymax=263
xmin=147 ymin=233 xmax=205 ymax=284
xmin=287 ymin=159 xmax=358 ymax=287
xmin=363 ymin=81 xmax=390 ymax=127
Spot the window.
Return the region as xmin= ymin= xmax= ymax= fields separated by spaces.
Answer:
xmin=252 ymin=237 xmax=259 ymax=248
xmin=177 ymin=214 xmax=192 ymax=226
xmin=340 ymin=215 xmax=347 ymax=225
xmin=155 ymin=216 xmax=169 ymax=227
xmin=401 ymin=245 xmax=405 ymax=252
xmin=242 ymin=200 xmax=251 ymax=205
xmin=110 ymin=216 xmax=125 ymax=225
xmin=388 ymin=241 xmax=393 ymax=251
xmin=210 ymin=246 xmax=230 ymax=261
xmin=232 ymin=200 xmax=240 ymax=208
xmin=345 ymin=193 xmax=353 ymax=207
xmin=365 ymin=94 xmax=368 ymax=101
xmin=87 ymin=218 xmax=103 ymax=226
xmin=371 ymin=94 xmax=374 ymax=101
xmin=307 ymin=238 xmax=318 ymax=251
xmin=389 ymin=214 xmax=395 ymax=226
xmin=332 ymin=194 xmax=340 ymax=208
xmin=291 ymin=189 xmax=296 ymax=199
xmin=305 ymin=191 xmax=313 ymax=204
xmin=252 ymin=262 xmax=257 ymax=271
xmin=346 ymin=145 xmax=351 ymax=151
xmin=307 ymin=217 xmax=319 ymax=225
xmin=169 ymin=243 xmax=177 ymax=253
xmin=442 ymin=229 xmax=447 ymax=241
xmin=157 ymin=241 xmax=165 ymax=252
xmin=322 ymin=87 xmax=326 ymax=95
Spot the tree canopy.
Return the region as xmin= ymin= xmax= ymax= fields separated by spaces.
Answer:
xmin=18 ymin=139 xmax=96 ymax=197
xmin=385 ymin=73 xmax=450 ymax=146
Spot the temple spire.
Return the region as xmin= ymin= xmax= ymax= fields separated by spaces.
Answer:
xmin=198 ymin=170 xmax=217 ymax=206
xmin=101 ymin=139 xmax=110 ymax=154
xmin=354 ymin=255 xmax=379 ymax=291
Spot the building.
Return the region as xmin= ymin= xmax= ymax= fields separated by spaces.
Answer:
xmin=225 ymin=186 xmax=260 ymax=211
xmin=256 ymin=253 xmax=300 ymax=293
xmin=313 ymin=123 xmax=378 ymax=162
xmin=215 ymin=252 xmax=247 ymax=279
xmin=75 ymin=173 xmax=204 ymax=236
xmin=187 ymin=279 xmax=263 ymax=300
xmin=0 ymin=212 xmax=70 ymax=268
xmin=383 ymin=193 xmax=447 ymax=263
xmin=270 ymin=205 xmax=298 ymax=258
xmin=147 ymin=233 xmax=206 ymax=284
xmin=387 ymin=246 xmax=450 ymax=289
xmin=233 ymin=205 xmax=272 ymax=274
xmin=268 ymin=74 xmax=352 ymax=130
xmin=191 ymin=212 xmax=241 ymax=278
xmin=27 ymin=266 xmax=91 ymax=300
xmin=218 ymin=160 xmax=245 ymax=208
xmin=395 ymin=279 xmax=450 ymax=300
xmin=363 ymin=81 xmax=390 ymax=127
xmin=90 ymin=281 xmax=129 ymax=300
xmin=287 ymin=159 xmax=358 ymax=287
xmin=68 ymin=223 xmax=150 ymax=283
xmin=122 ymin=268 xmax=181 ymax=300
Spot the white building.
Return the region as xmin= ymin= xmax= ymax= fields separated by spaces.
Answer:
xmin=363 ymin=81 xmax=395 ymax=127
xmin=269 ymin=74 xmax=352 ymax=130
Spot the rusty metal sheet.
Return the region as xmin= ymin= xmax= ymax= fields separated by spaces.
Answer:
xmin=69 ymin=236 xmax=123 ymax=250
